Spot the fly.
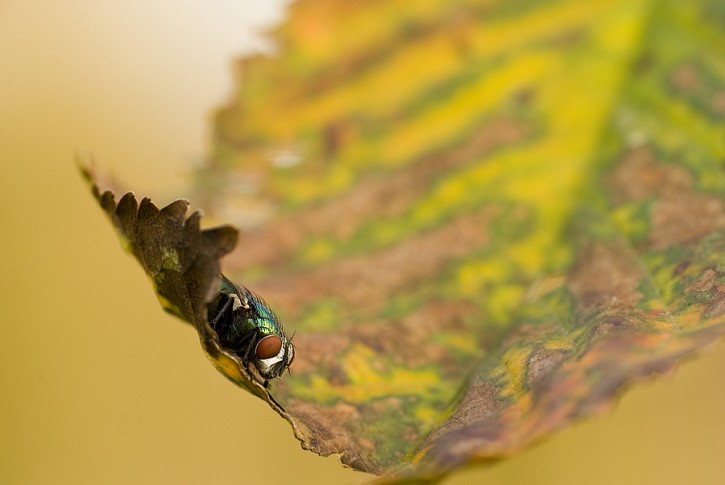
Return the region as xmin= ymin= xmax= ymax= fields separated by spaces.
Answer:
xmin=207 ymin=274 xmax=295 ymax=388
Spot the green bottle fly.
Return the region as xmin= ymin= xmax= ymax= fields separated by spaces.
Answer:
xmin=208 ymin=274 xmax=295 ymax=387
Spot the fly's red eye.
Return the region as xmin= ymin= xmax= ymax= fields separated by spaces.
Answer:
xmin=255 ymin=335 xmax=282 ymax=359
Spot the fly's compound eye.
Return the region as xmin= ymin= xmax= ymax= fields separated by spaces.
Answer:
xmin=255 ymin=335 xmax=283 ymax=359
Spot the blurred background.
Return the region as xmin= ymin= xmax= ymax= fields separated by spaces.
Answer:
xmin=1 ymin=1 xmax=724 ymax=484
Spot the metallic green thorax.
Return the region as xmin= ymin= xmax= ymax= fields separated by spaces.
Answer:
xmin=220 ymin=276 xmax=280 ymax=336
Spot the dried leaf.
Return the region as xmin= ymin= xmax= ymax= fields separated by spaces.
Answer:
xmin=80 ymin=166 xmax=282 ymax=405
xmin=85 ymin=0 xmax=725 ymax=483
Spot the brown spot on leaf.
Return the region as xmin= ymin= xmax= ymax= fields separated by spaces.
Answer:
xmin=609 ymin=146 xmax=725 ymax=250
xmin=287 ymin=400 xmax=382 ymax=474
xmin=712 ymin=91 xmax=725 ymax=116
xmin=651 ymin=191 xmax=725 ymax=250
xmin=670 ymin=64 xmax=700 ymax=93
xmin=351 ymin=301 xmax=475 ymax=370
xmin=608 ymin=146 xmax=691 ymax=203
xmin=687 ymin=268 xmax=718 ymax=293
xmin=590 ymin=315 xmax=638 ymax=339
xmin=257 ymin=206 xmax=498 ymax=317
xmin=527 ymin=348 xmax=567 ymax=388
xmin=567 ymin=242 xmax=643 ymax=312
xmin=288 ymin=333 xmax=351 ymax=374
xmin=419 ymin=375 xmax=500 ymax=452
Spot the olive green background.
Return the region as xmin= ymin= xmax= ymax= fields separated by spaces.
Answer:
xmin=1 ymin=2 xmax=724 ymax=484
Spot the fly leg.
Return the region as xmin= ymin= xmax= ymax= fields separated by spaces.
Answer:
xmin=228 ymin=331 xmax=262 ymax=384
xmin=210 ymin=295 xmax=233 ymax=328
xmin=242 ymin=333 xmax=259 ymax=367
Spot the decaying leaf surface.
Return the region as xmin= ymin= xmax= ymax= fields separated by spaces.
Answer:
xmin=85 ymin=0 xmax=724 ymax=483
xmin=80 ymin=166 xmax=287 ymax=407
